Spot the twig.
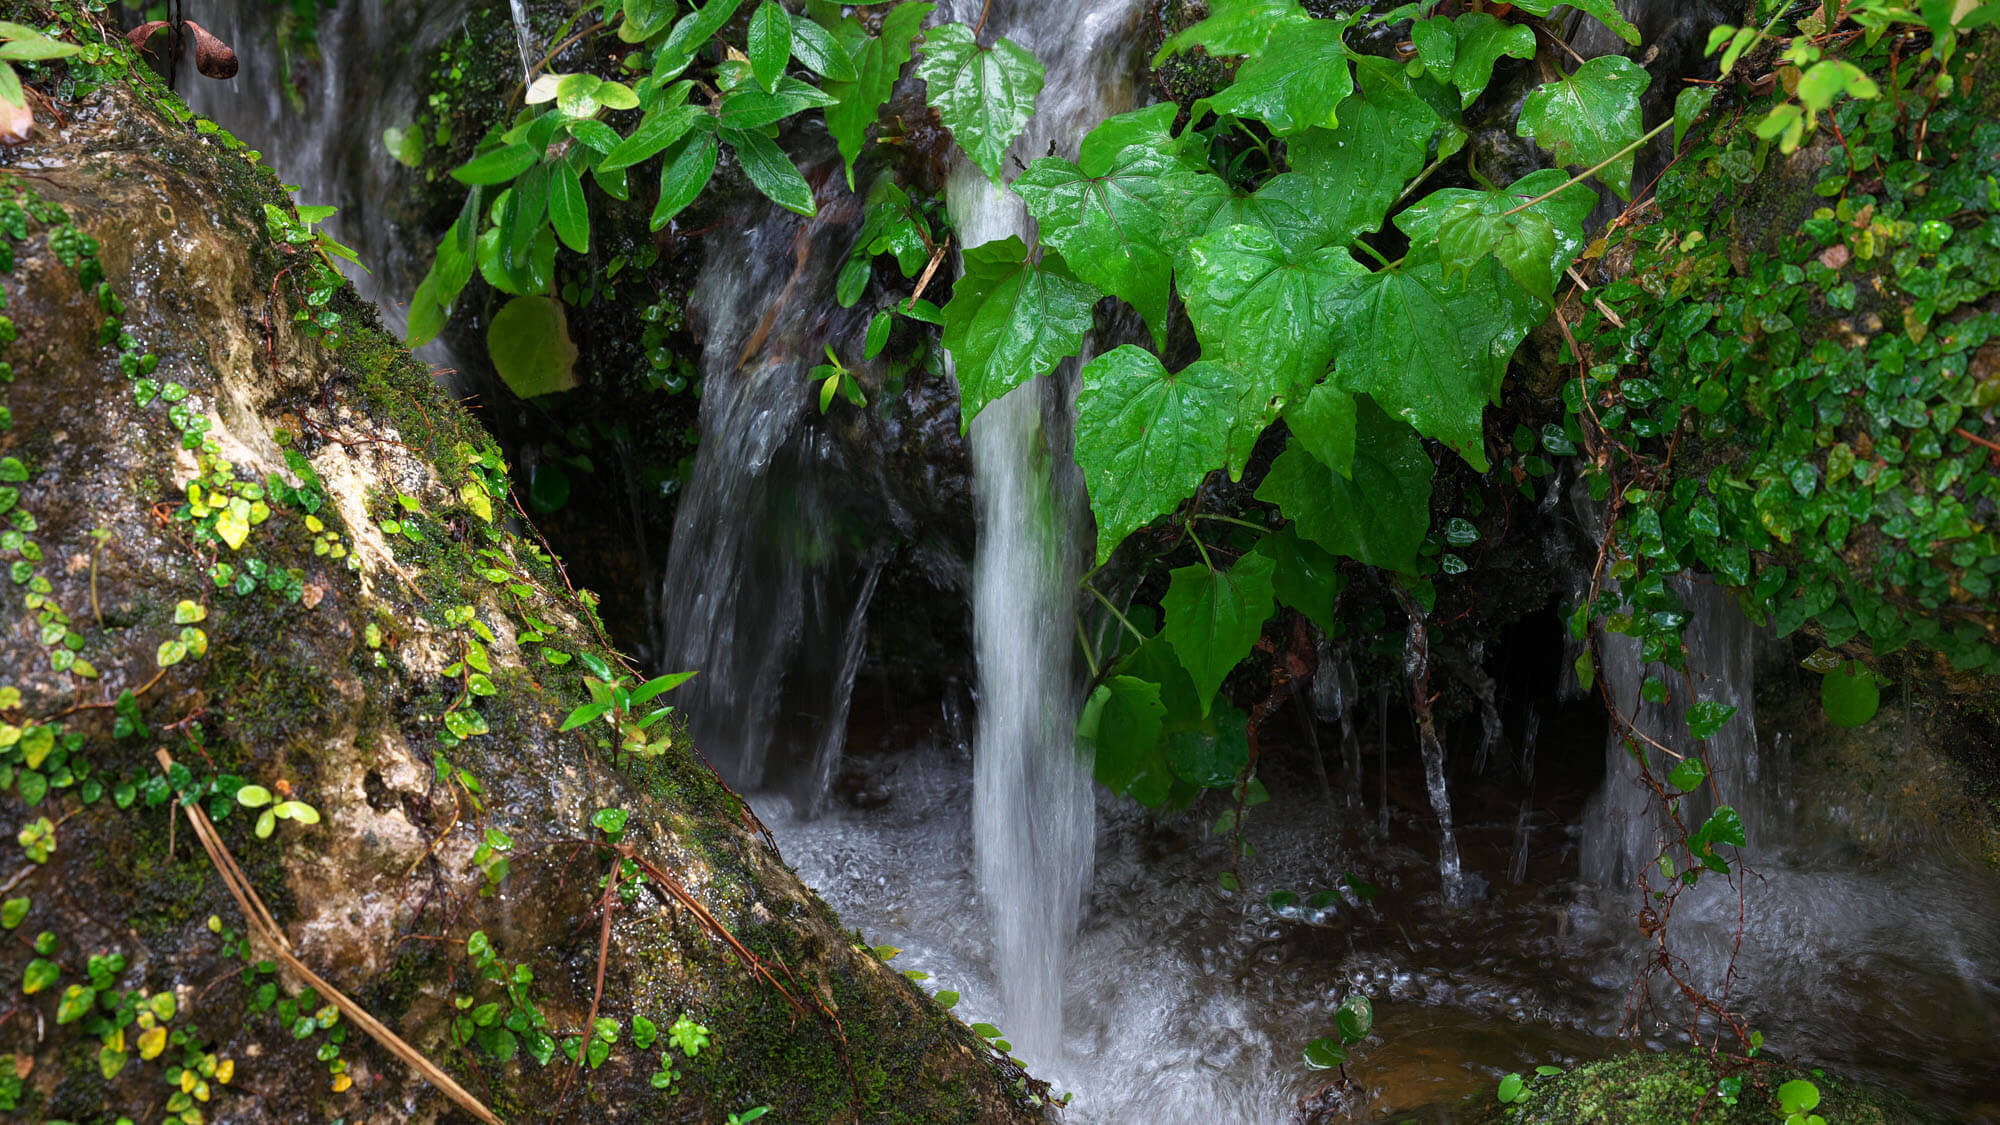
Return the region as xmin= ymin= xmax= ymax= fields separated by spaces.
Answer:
xmin=560 ymin=857 xmax=619 ymax=1101
xmin=155 ymin=749 xmax=505 ymax=1125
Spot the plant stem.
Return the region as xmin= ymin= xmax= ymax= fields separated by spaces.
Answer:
xmin=1194 ymin=513 xmax=1273 ymax=534
xmin=1502 ymin=119 xmax=1673 ymax=218
xmin=1075 ymin=616 xmax=1101 ymax=679
xmin=1085 ymin=583 xmax=1147 ymax=644
xmin=1187 ymin=525 xmax=1216 ymax=571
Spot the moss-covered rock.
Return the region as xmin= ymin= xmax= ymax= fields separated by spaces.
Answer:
xmin=0 ymin=10 xmax=1044 ymax=1123
xmin=1464 ymin=1051 xmax=1932 ymax=1125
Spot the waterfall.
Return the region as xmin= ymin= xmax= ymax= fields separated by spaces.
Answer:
xmin=655 ymin=174 xmax=885 ymax=803
xmin=938 ymin=0 xmax=1147 ymax=1066
xmin=172 ymin=0 xmax=471 ymax=339
xmin=1579 ymin=574 xmax=1780 ymax=887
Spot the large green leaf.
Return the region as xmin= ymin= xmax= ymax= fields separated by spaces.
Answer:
xmin=1152 ymin=0 xmax=1309 ymax=63
xmin=723 ymin=127 xmax=816 ymax=216
xmin=1162 ymin=553 xmax=1276 ymax=716
xmin=1517 ymin=54 xmax=1650 ymax=201
xmin=1505 ymin=0 xmax=1639 ymax=45
xmin=487 ymin=296 xmax=580 ymax=399
xmin=790 ymin=13 xmax=857 ymax=81
xmin=1074 ymin=347 xmax=1242 ymax=564
xmin=1282 ymin=379 xmax=1355 ymax=477
xmin=1016 ymin=103 xmax=1188 ymax=344
xmin=598 ymin=101 xmax=701 ymax=172
xmin=650 ymin=128 xmax=719 ymax=230
xmin=1252 ymin=526 xmax=1346 ymax=633
xmin=1171 ymin=174 xmax=1318 ymax=251
xmin=747 ymin=1 xmax=791 ymax=91
xmin=1079 ymin=676 xmax=1171 ymax=805
xmin=1179 ymin=223 xmax=1365 ymax=409
xmin=915 ymin=23 xmax=1044 ymax=184
xmin=942 ymin=237 xmax=1098 ymax=427
xmin=820 ymin=2 xmax=933 ymax=187
xmin=1116 ymin=636 xmax=1251 ymax=793
xmin=1196 ymin=17 xmax=1353 ymax=136
xmin=548 ymin=157 xmax=589 ymax=253
xmin=1283 ymin=55 xmax=1440 ymax=246
xmin=1413 ymin=12 xmax=1536 ymax=108
xmin=1256 ymin=398 xmax=1432 ymax=573
xmin=1324 ymin=258 xmax=1540 ymax=470
xmin=1396 ymin=168 xmax=1596 ymax=305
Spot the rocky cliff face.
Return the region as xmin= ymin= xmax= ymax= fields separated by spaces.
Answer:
xmin=0 ymin=14 xmax=1040 ymax=1123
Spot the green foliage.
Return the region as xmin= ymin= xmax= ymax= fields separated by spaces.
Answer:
xmin=915 ymin=23 xmax=1044 ymax=184
xmin=0 ymin=18 xmax=82 ymax=111
xmin=912 ymin=7 xmax=1674 ymax=813
xmin=410 ymin=0 xmax=941 ymax=361
xmin=1569 ymin=11 xmax=2000 ymax=718
xmin=942 ymin=236 xmax=1096 ymax=427
xmin=486 ymin=295 xmax=580 ymax=398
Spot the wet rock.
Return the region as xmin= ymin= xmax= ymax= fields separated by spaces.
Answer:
xmin=0 ymin=15 xmax=1046 ymax=1124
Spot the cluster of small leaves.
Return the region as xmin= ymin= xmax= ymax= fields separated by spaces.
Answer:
xmin=1709 ymin=0 xmax=1999 ymax=153
xmin=262 ymin=199 xmax=363 ymax=347
xmin=1569 ymin=17 xmax=2000 ymax=730
xmin=455 ymin=929 xmax=558 ymax=1067
xmin=559 ymin=652 xmax=697 ymax=763
xmin=1300 ymin=992 xmax=1373 ymax=1072
xmin=407 ymin=0 xmax=939 ymax=401
xmin=921 ymin=1 xmax=1662 ymax=810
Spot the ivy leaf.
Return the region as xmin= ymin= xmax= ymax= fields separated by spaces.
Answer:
xmin=723 ymin=128 xmax=816 ymax=216
xmin=1281 ymin=379 xmax=1356 ymax=477
xmin=1517 ymin=54 xmax=1650 ymax=201
xmin=789 ymin=13 xmax=857 ymax=81
xmin=1668 ymin=757 xmax=1708 ymax=792
xmin=651 ymin=129 xmax=719 ymax=230
xmin=1256 ymin=398 xmax=1433 ymax=573
xmin=942 ymin=237 xmax=1098 ymax=427
xmin=1171 ymin=174 xmax=1319 ymax=250
xmin=748 ymin=1 xmax=792 ymax=92
xmin=1195 ymin=17 xmax=1354 ymax=136
xmin=1673 ymin=84 xmax=1717 ymax=151
xmin=1074 ymin=347 xmax=1242 ymax=564
xmin=1017 ymin=103 xmax=1186 ymax=344
xmin=1415 ymin=12 xmax=1536 ymax=107
xmin=1162 ymin=553 xmax=1276 ymax=716
xmin=1165 ymin=699 xmax=1250 ymax=788
xmin=821 ymin=3 xmax=932 ymax=188
xmin=1820 ymin=661 xmax=1881 ymax=728
xmin=1507 ymin=0 xmax=1639 ymax=45
xmin=1685 ymin=700 xmax=1738 ymax=740
xmin=915 ymin=23 xmax=1044 ymax=184
xmin=1396 ymin=168 xmax=1595 ymax=306
xmin=1153 ymin=0 xmax=1309 ymax=63
xmin=1324 ymin=259 xmax=1537 ymax=470
xmin=548 ymin=158 xmax=589 ymax=253
xmin=1180 ymin=223 xmax=1365 ymax=411
xmin=1079 ymin=676 xmax=1171 ymax=805
xmin=1283 ymin=55 xmax=1439 ymax=246
xmin=1252 ymin=526 xmax=1346 ymax=633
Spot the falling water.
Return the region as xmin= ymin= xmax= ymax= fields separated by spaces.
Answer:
xmin=938 ymin=0 xmax=1148 ymax=1066
xmin=1579 ymin=573 xmax=1774 ymax=887
xmin=1400 ymin=600 xmax=1467 ymax=904
xmin=654 ymin=172 xmax=885 ymax=803
xmin=172 ymin=0 xmax=471 ymax=339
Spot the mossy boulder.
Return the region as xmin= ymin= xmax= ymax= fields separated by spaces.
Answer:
xmin=1465 ymin=1051 xmax=1931 ymax=1125
xmin=0 ymin=14 xmax=1042 ymax=1124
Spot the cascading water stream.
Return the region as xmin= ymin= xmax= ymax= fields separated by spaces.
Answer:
xmin=172 ymin=0 xmax=471 ymax=341
xmin=936 ymin=0 xmax=1149 ymax=1067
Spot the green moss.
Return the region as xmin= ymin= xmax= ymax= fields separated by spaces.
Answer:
xmin=1468 ymin=1051 xmax=1931 ymax=1125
